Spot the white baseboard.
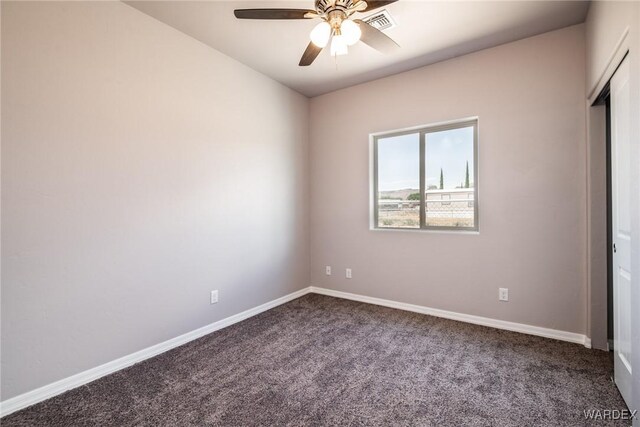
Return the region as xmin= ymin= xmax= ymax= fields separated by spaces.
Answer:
xmin=309 ymin=286 xmax=590 ymax=347
xmin=0 ymin=287 xmax=312 ymax=418
xmin=1 ymin=285 xmax=591 ymax=417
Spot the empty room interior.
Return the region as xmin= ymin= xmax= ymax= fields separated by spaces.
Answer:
xmin=1 ymin=0 xmax=640 ymax=425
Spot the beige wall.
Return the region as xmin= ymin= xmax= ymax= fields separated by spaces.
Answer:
xmin=1 ymin=1 xmax=309 ymax=400
xmin=585 ymin=0 xmax=640 ymax=417
xmin=310 ymin=25 xmax=587 ymax=334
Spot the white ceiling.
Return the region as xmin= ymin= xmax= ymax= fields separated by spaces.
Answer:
xmin=126 ymin=1 xmax=589 ymax=97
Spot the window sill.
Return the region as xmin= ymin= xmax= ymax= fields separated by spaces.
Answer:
xmin=370 ymin=227 xmax=480 ymax=235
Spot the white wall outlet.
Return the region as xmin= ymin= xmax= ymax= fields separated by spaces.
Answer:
xmin=326 ymin=266 xmax=331 ymax=276
xmin=210 ymin=290 xmax=219 ymax=304
xmin=346 ymin=268 xmax=352 ymax=279
xmin=499 ymin=288 xmax=508 ymax=302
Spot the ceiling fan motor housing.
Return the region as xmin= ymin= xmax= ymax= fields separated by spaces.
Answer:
xmin=316 ymin=0 xmax=354 ymax=14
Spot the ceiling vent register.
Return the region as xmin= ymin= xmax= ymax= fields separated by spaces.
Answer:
xmin=362 ymin=9 xmax=397 ymax=31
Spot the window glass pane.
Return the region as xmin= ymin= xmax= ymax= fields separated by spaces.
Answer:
xmin=377 ymin=133 xmax=420 ymax=228
xmin=425 ymin=126 xmax=474 ymax=228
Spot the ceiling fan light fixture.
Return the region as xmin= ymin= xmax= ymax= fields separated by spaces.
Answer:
xmin=330 ymin=34 xmax=348 ymax=56
xmin=340 ymin=19 xmax=362 ymax=46
xmin=310 ymin=21 xmax=331 ymax=48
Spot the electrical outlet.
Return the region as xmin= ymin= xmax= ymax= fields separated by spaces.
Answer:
xmin=326 ymin=266 xmax=332 ymax=276
xmin=499 ymin=288 xmax=508 ymax=302
xmin=346 ymin=268 xmax=352 ymax=279
xmin=210 ymin=290 xmax=219 ymax=304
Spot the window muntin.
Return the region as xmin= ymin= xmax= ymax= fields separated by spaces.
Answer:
xmin=373 ymin=119 xmax=478 ymax=231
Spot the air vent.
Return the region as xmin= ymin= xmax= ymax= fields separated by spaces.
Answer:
xmin=362 ymin=9 xmax=397 ymax=31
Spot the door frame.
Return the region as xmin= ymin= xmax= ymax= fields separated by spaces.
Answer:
xmin=586 ymin=30 xmax=630 ymax=351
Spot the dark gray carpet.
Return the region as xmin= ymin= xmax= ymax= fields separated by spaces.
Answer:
xmin=3 ymin=294 xmax=628 ymax=426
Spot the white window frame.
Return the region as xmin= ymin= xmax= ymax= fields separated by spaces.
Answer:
xmin=370 ymin=117 xmax=479 ymax=232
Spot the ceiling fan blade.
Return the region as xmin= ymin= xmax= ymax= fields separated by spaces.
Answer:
xmin=299 ymin=42 xmax=323 ymax=66
xmin=361 ymin=0 xmax=398 ymax=12
xmin=234 ymin=9 xmax=317 ymax=20
xmin=354 ymin=19 xmax=399 ymax=54
xmin=349 ymin=1 xmax=368 ymax=13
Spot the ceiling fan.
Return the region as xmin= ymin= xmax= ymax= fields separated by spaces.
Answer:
xmin=234 ymin=0 xmax=400 ymax=66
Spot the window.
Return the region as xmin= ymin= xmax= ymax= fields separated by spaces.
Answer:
xmin=372 ymin=119 xmax=478 ymax=231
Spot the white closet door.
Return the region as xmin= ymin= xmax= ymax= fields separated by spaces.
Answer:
xmin=610 ymin=55 xmax=632 ymax=408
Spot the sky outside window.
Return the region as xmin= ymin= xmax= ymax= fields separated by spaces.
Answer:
xmin=377 ymin=133 xmax=419 ymax=192
xmin=425 ymin=126 xmax=474 ymax=189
